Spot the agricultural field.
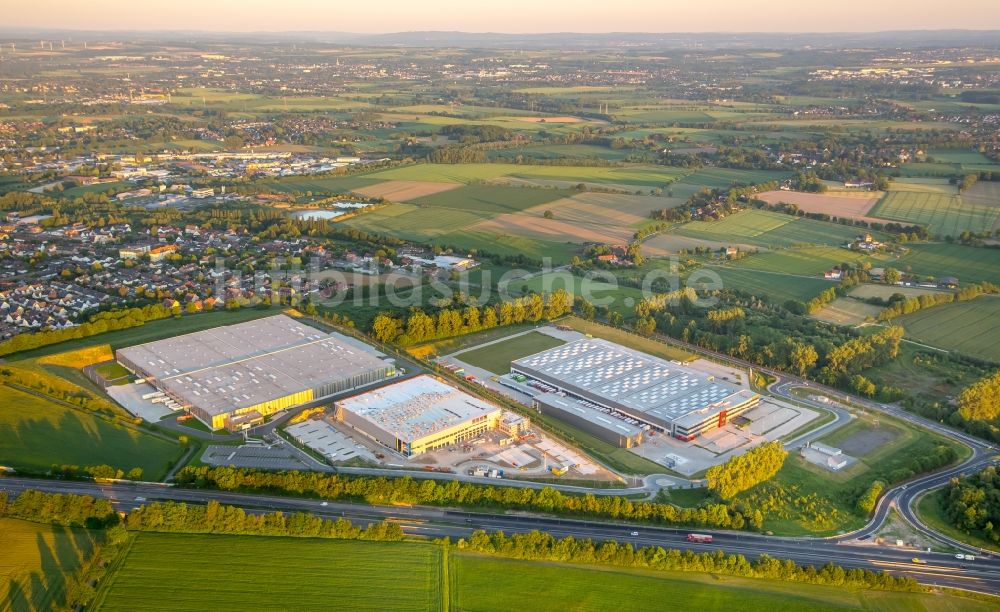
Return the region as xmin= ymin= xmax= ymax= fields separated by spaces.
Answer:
xmin=893 ymin=243 xmax=1000 ymax=285
xmin=755 ymin=190 xmax=883 ymax=222
xmin=351 ymin=180 xmax=461 ymax=202
xmin=961 ymin=180 xmax=1000 ymax=208
xmin=407 ymin=184 xmax=569 ymax=215
xmin=456 ymin=331 xmax=565 ymax=374
xmin=0 ymin=385 xmax=182 ymax=477
xmin=868 ymin=191 xmax=999 ymax=237
xmin=848 ymin=284 xmax=947 ymax=300
xmin=0 ymin=518 xmax=99 ymax=612
xmin=811 ymin=298 xmax=884 ymax=326
xmin=472 ymin=191 xmax=681 ymax=246
xmin=728 ymin=246 xmax=884 ymax=276
xmin=674 ymin=210 xmax=868 ymax=249
xmin=451 ymin=554 xmax=992 ymax=612
xmin=692 ymin=266 xmax=835 ymax=303
xmin=93 ymin=535 xmax=443 ymax=612
xmin=893 ymin=296 xmax=1000 ymax=362
xmin=675 ymin=167 xmax=792 ymax=189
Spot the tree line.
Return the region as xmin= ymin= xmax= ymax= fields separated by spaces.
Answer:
xmin=877 ymin=282 xmax=998 ymax=321
xmin=370 ymin=289 xmax=573 ymax=345
xmin=126 ymin=499 xmax=404 ymax=541
xmin=0 ymin=303 xmax=180 ymax=357
xmin=706 ymin=442 xmax=787 ymax=500
xmin=0 ymin=490 xmax=119 ymax=528
xmin=458 ymin=529 xmax=921 ymax=592
xmin=175 ymin=466 xmax=758 ymax=530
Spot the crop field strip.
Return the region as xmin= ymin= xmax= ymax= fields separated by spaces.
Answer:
xmin=93 ymin=534 xmax=443 ymax=612
xmin=868 ymin=191 xmax=1000 ymax=236
xmin=1 ymin=518 xmax=99 ymax=612
xmin=0 ymin=384 xmax=181 ymax=476
xmin=674 ymin=210 xmax=867 ymax=248
xmin=727 ymin=246 xmax=884 ymax=276
xmin=894 ymin=243 xmax=1000 ymax=285
xmin=893 ymin=296 xmax=1000 ymax=362
xmin=693 ymin=267 xmax=835 ymax=303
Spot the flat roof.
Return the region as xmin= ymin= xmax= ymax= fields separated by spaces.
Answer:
xmin=339 ymin=375 xmax=499 ymax=443
xmin=512 ymin=338 xmax=755 ymax=428
xmin=117 ymin=314 xmax=390 ymax=416
xmin=534 ymin=392 xmax=644 ymax=438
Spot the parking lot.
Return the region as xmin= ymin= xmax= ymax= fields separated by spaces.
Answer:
xmin=284 ymin=419 xmax=377 ymax=464
xmin=201 ymin=443 xmax=313 ymax=471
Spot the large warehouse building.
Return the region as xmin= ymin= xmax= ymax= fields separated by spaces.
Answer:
xmin=335 ymin=375 xmax=503 ymax=457
xmin=511 ymin=338 xmax=759 ymax=444
xmin=116 ymin=314 xmax=395 ymax=430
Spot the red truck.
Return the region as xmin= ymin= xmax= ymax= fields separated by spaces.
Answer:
xmin=687 ymin=533 xmax=713 ymax=543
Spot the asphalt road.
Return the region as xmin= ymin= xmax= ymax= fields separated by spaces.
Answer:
xmin=2 ymin=476 xmax=999 ymax=595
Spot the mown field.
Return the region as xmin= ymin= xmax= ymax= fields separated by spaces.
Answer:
xmin=893 ymin=296 xmax=1000 ymax=362
xmin=868 ymin=191 xmax=999 ymax=237
xmin=674 ymin=210 xmax=868 ymax=248
xmin=90 ymin=532 xmax=998 ymax=612
xmin=457 ymin=331 xmax=565 ymax=374
xmin=727 ymin=246 xmax=884 ymax=276
xmin=893 ymin=243 xmax=1000 ymax=285
xmin=0 ymin=385 xmax=181 ymax=477
xmin=93 ymin=535 xmax=443 ymax=612
xmin=693 ymin=266 xmax=834 ymax=303
xmin=1 ymin=518 xmax=100 ymax=612
xmin=811 ymin=298 xmax=884 ymax=326
xmin=451 ymin=554 xmax=993 ymax=612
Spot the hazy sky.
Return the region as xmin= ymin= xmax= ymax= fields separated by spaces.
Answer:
xmin=6 ymin=0 xmax=1000 ymax=33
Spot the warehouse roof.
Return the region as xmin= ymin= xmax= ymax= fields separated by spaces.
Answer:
xmin=339 ymin=375 xmax=500 ymax=443
xmin=116 ymin=314 xmax=390 ymax=416
xmin=512 ymin=338 xmax=752 ymax=427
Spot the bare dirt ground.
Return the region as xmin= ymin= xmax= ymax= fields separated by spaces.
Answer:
xmin=756 ymin=190 xmax=884 ymax=222
xmin=353 ymin=180 xmax=461 ymax=202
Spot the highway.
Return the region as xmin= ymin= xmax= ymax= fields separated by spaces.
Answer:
xmin=2 ymin=476 xmax=999 ymax=595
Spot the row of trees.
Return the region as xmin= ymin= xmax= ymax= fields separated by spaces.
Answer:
xmin=0 ymin=490 xmax=119 ymax=528
xmin=175 ymin=466 xmax=755 ymax=530
xmin=877 ymin=283 xmax=998 ymax=321
xmin=370 ymin=289 xmax=574 ymax=345
xmin=706 ymin=442 xmax=788 ymax=500
xmin=126 ymin=500 xmax=404 ymax=541
xmin=0 ymin=303 xmax=179 ymax=357
xmin=458 ymin=529 xmax=921 ymax=592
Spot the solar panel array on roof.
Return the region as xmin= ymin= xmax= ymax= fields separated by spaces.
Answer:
xmin=512 ymin=338 xmax=751 ymax=427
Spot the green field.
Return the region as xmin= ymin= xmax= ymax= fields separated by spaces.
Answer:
xmin=0 ymin=385 xmax=182 ymax=477
xmin=675 ymin=210 xmax=867 ymax=248
xmin=894 ymin=243 xmax=1000 ymax=285
xmin=744 ymin=414 xmax=968 ymax=536
xmin=456 ymin=331 xmax=565 ymax=374
xmin=407 ymin=184 xmax=568 ymax=214
xmin=1 ymin=518 xmax=99 ymax=612
xmin=676 ymin=167 xmax=792 ymax=189
xmin=694 ymin=266 xmax=834 ymax=303
xmin=363 ymin=163 xmax=687 ymax=189
xmin=728 ymin=246 xmax=883 ymax=276
xmin=89 ymin=527 xmax=997 ymax=611
xmin=93 ymin=534 xmax=442 ymax=612
xmin=869 ymin=191 xmax=999 ymax=237
xmin=451 ymin=554 xmax=994 ymax=612
xmin=893 ymin=296 xmax=1000 ymax=362
xmin=267 ymin=176 xmax=383 ymax=194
